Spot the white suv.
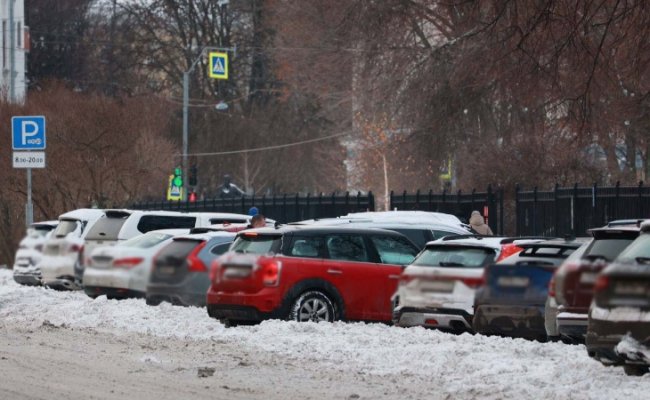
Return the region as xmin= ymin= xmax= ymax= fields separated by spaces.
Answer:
xmin=12 ymin=220 xmax=59 ymax=285
xmin=38 ymin=209 xmax=106 ymax=289
xmin=76 ymin=210 xmax=252 ymax=286
xmin=294 ymin=210 xmax=472 ymax=248
xmin=393 ymin=236 xmax=542 ymax=331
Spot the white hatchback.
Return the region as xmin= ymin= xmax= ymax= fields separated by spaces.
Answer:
xmin=38 ymin=209 xmax=106 ymax=290
xmin=82 ymin=229 xmax=190 ymax=299
xmin=393 ymin=237 xmax=536 ymax=331
xmin=12 ymin=220 xmax=58 ymax=285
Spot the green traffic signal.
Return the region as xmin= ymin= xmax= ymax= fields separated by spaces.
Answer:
xmin=173 ymin=167 xmax=183 ymax=187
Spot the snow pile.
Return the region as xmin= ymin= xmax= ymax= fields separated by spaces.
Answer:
xmin=1 ymin=269 xmax=648 ymax=398
xmin=616 ymin=335 xmax=650 ymax=363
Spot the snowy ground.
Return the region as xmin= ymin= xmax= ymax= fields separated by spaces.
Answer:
xmin=0 ymin=268 xmax=647 ymax=399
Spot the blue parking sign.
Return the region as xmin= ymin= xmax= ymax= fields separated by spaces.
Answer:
xmin=12 ymin=116 xmax=46 ymax=150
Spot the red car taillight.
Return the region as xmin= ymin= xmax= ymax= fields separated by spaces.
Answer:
xmin=69 ymin=243 xmax=82 ymax=253
xmin=496 ymin=244 xmax=523 ymax=262
xmin=113 ymin=257 xmax=144 ymax=268
xmin=460 ymin=276 xmax=485 ymax=288
xmin=594 ymin=275 xmax=609 ymax=292
xmin=260 ymin=259 xmax=281 ymax=286
xmin=187 ymin=242 xmax=208 ymax=272
xmin=548 ymin=271 xmax=557 ymax=297
xmin=210 ymin=259 xmax=221 ymax=283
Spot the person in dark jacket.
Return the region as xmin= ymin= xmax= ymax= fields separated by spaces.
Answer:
xmin=217 ymin=174 xmax=245 ymax=198
xmin=469 ymin=210 xmax=493 ymax=235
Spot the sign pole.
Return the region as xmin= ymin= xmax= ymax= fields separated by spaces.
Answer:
xmin=26 ymin=168 xmax=33 ymax=227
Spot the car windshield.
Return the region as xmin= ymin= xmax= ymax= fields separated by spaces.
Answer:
xmin=231 ymin=234 xmax=282 ymax=254
xmin=85 ymin=217 xmax=128 ymax=240
xmin=615 ymin=234 xmax=650 ymax=264
xmin=412 ymin=246 xmax=495 ymax=268
xmin=53 ymin=220 xmax=80 ymax=238
xmin=121 ymin=232 xmax=174 ymax=249
xmin=583 ymin=238 xmax=635 ymax=262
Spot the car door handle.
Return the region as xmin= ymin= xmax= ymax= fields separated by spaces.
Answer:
xmin=327 ymin=269 xmax=343 ymax=275
xmin=388 ymin=275 xmax=401 ymax=280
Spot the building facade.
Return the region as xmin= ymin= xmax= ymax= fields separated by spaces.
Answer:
xmin=0 ymin=0 xmax=26 ymax=103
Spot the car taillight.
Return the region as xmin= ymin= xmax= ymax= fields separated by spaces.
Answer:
xmin=261 ymin=259 xmax=281 ymax=286
xmin=69 ymin=244 xmax=82 ymax=253
xmin=113 ymin=257 xmax=144 ymax=268
xmin=548 ymin=271 xmax=557 ymax=297
xmin=496 ymin=244 xmax=523 ymax=262
xmin=461 ymin=276 xmax=485 ymax=288
xmin=187 ymin=242 xmax=208 ymax=272
xmin=594 ymin=275 xmax=609 ymax=292
xmin=210 ymin=259 xmax=221 ymax=283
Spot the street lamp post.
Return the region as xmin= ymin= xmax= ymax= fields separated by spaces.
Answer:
xmin=181 ymin=45 xmax=235 ymax=200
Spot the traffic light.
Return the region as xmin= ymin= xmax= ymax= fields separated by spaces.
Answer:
xmin=173 ymin=167 xmax=183 ymax=187
xmin=189 ymin=164 xmax=198 ymax=186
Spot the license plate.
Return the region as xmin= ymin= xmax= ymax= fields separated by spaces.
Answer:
xmin=158 ymin=266 xmax=176 ymax=275
xmin=422 ymin=280 xmax=454 ymax=293
xmin=497 ymin=276 xmax=529 ymax=287
xmin=224 ymin=266 xmax=252 ymax=279
xmin=580 ymin=272 xmax=598 ymax=284
xmin=614 ymin=283 xmax=648 ymax=296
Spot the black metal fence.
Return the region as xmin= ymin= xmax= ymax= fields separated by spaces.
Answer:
xmin=389 ymin=186 xmax=504 ymax=235
xmin=516 ymin=182 xmax=650 ymax=236
xmin=131 ymin=192 xmax=375 ymax=223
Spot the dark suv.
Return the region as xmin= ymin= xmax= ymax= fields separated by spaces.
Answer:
xmin=207 ymin=226 xmax=420 ymax=326
xmin=586 ymin=221 xmax=650 ymax=376
xmin=553 ymin=222 xmax=641 ymax=341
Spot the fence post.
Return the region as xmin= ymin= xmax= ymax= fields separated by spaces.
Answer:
xmin=389 ymin=190 xmax=394 ymax=211
xmin=402 ymin=190 xmax=407 ymax=211
xmin=533 ymin=186 xmax=538 ymax=236
xmin=331 ymin=192 xmax=336 ymax=216
xmin=262 ymin=194 xmax=266 ymax=216
xmin=515 ymin=184 xmax=520 ymax=236
xmin=415 ymin=189 xmax=420 ymax=210
xmin=471 ymin=188 xmax=476 ymax=212
xmin=553 ymin=183 xmax=559 ymax=237
xmin=356 ymin=191 xmax=361 ymax=211
xmin=499 ymin=187 xmax=504 ymax=236
xmin=592 ymin=182 xmax=597 ymax=228
xmin=345 ymin=191 xmax=350 ymax=213
xmin=486 ymin=184 xmax=494 ymax=234
xmin=615 ymin=181 xmax=620 ymax=220
xmin=442 ymin=187 xmax=447 ymax=214
xmin=306 ymin=193 xmax=311 ymax=221
xmin=639 ymin=181 xmax=644 ymax=218
xmin=428 ymin=189 xmax=433 ymax=212
xmin=317 ymin=192 xmax=323 ymax=218
xmin=368 ymin=191 xmax=375 ymax=211
xmin=282 ymin=194 xmax=287 ymax=224
xmin=572 ymin=183 xmax=578 ymax=235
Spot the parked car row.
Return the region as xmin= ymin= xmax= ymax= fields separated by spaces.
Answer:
xmin=12 ymin=209 xmax=649 ymax=376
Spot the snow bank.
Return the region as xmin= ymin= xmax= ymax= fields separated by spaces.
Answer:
xmin=1 ymin=269 xmax=647 ymax=399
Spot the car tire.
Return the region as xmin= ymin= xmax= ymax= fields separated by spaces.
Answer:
xmin=289 ymin=291 xmax=338 ymax=323
xmin=623 ymin=364 xmax=649 ymax=376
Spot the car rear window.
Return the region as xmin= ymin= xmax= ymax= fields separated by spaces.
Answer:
xmin=614 ymin=234 xmax=650 ymax=263
xmin=231 ymin=234 xmax=282 ymax=254
xmin=583 ymin=238 xmax=636 ymax=262
xmin=370 ymin=236 xmax=419 ymax=265
xmin=137 ymin=215 xmax=197 ymax=233
xmin=28 ymin=225 xmax=55 ymax=237
xmin=121 ymin=232 xmax=174 ymax=249
xmin=53 ymin=220 xmax=80 ymax=238
xmin=412 ymin=246 xmax=496 ymax=268
xmin=157 ymin=240 xmax=201 ymax=263
xmin=85 ymin=217 xmax=129 ymax=240
xmin=390 ymin=229 xmax=431 ymax=249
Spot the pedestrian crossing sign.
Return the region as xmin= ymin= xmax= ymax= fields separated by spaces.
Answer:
xmin=209 ymin=52 xmax=228 ymax=80
xmin=167 ymin=174 xmax=183 ymax=201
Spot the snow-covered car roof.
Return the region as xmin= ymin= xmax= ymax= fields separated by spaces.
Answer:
xmin=58 ymin=208 xmax=105 ymax=221
xmin=343 ymin=210 xmax=462 ymax=224
xmin=429 ymin=236 xmax=548 ymax=250
xmin=31 ymin=220 xmax=59 ymax=228
xmin=174 ymin=230 xmax=237 ymax=242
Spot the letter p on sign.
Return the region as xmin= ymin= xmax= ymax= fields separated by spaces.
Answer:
xmin=12 ymin=116 xmax=46 ymax=150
